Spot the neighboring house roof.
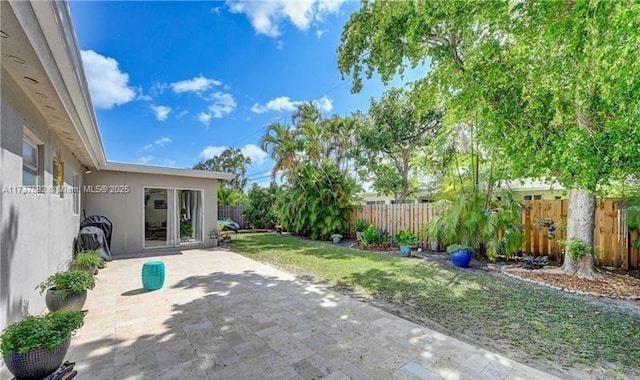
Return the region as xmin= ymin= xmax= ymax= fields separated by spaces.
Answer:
xmin=2 ymin=0 xmax=228 ymax=179
xmin=105 ymin=162 xmax=233 ymax=180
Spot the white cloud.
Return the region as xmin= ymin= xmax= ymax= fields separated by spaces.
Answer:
xmin=197 ymin=112 xmax=213 ymax=127
xmin=171 ymin=75 xmax=221 ymax=94
xmin=251 ymin=96 xmax=300 ymax=113
xmin=139 ymin=155 xmax=154 ymax=164
xmin=164 ymin=159 xmax=177 ymax=167
xmin=81 ymin=50 xmax=136 ymax=109
xmin=226 ymin=0 xmax=344 ymax=38
xmin=241 ymin=144 xmax=268 ymax=165
xmin=198 ymin=146 xmax=226 ymax=161
xmin=207 ymin=92 xmax=237 ymax=118
xmin=316 ymin=29 xmax=326 ymax=38
xmin=144 ymin=137 xmax=172 ymax=151
xmin=150 ymin=105 xmax=171 ymax=121
xmin=275 ymin=40 xmax=284 ymax=50
xmin=197 ymin=144 xmax=267 ymax=165
xmin=251 ymin=95 xmax=333 ymax=114
xmin=314 ymin=95 xmax=333 ymax=112
xmin=176 ymin=110 xmax=189 ymax=119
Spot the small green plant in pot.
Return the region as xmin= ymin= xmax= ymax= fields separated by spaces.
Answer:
xmin=354 ymin=219 xmax=368 ymax=242
xmin=70 ymin=250 xmax=104 ymax=275
xmin=38 ymin=271 xmax=96 ymax=312
xmin=1 ymin=310 xmax=84 ymax=380
xmin=395 ymin=230 xmax=418 ymax=257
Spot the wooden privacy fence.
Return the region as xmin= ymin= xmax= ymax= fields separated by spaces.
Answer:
xmin=349 ymin=199 xmax=639 ymax=270
xmin=218 ymin=205 xmax=247 ymax=228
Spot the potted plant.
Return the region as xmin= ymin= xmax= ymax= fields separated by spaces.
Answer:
xmin=395 ymin=230 xmax=418 ymax=257
xmin=1 ymin=310 xmax=84 ymax=380
xmin=38 ymin=271 xmax=96 ymax=312
xmin=331 ymin=233 xmax=343 ymax=243
xmin=447 ymin=244 xmax=474 ymax=268
xmin=354 ymin=219 xmax=368 ymax=242
xmin=180 ymin=221 xmax=193 ymax=240
xmin=70 ymin=250 xmax=104 ymax=275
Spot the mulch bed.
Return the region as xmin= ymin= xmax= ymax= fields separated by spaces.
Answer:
xmin=504 ymin=267 xmax=640 ymax=299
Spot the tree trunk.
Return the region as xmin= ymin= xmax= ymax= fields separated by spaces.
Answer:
xmin=562 ymin=188 xmax=599 ymax=279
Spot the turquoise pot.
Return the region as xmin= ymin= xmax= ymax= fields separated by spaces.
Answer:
xmin=399 ymin=246 xmax=412 ymax=257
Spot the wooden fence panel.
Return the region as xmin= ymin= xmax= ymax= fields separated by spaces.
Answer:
xmin=218 ymin=205 xmax=247 ymax=228
xmin=352 ymin=198 xmax=637 ymax=270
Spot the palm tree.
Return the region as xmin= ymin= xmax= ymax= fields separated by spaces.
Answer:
xmin=260 ymin=122 xmax=301 ymax=182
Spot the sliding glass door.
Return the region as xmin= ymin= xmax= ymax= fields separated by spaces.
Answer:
xmin=144 ymin=187 xmax=203 ymax=249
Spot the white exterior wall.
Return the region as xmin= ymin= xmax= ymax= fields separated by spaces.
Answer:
xmin=83 ymin=170 xmax=218 ymax=255
xmin=0 ymin=71 xmax=84 ymax=329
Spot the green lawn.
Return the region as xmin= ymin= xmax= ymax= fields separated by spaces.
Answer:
xmin=230 ymin=233 xmax=640 ymax=377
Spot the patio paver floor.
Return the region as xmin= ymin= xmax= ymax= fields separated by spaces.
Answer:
xmin=4 ymin=249 xmax=559 ymax=379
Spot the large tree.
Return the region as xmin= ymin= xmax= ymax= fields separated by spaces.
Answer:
xmin=193 ymin=147 xmax=252 ymax=192
xmin=356 ymin=87 xmax=442 ymax=203
xmin=339 ymin=0 xmax=640 ymax=278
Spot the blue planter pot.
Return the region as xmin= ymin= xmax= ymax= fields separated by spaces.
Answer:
xmin=450 ymin=250 xmax=473 ymax=268
xmin=399 ymin=246 xmax=412 ymax=257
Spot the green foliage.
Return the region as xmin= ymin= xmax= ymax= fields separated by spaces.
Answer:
xmin=446 ymin=244 xmax=474 ymax=254
xmin=274 ymin=162 xmax=358 ymax=240
xmin=361 ymin=225 xmax=389 ymax=246
xmin=430 ymin=188 xmax=523 ymax=260
xmin=70 ymin=251 xmax=104 ymax=272
xmin=217 ymin=186 xmax=247 ymax=206
xmin=622 ymin=193 xmax=640 ymax=249
xmin=193 ymin=147 xmax=252 ymax=192
xmin=354 ymin=88 xmax=443 ymax=203
xmin=395 ymin=230 xmax=418 ymax=246
xmin=243 ymin=183 xmax=278 ymax=229
xmin=560 ymin=239 xmax=592 ymax=261
xmin=354 ymin=219 xmax=369 ymax=232
xmin=0 ymin=310 xmax=84 ymax=355
xmin=38 ymin=271 xmax=96 ymax=298
xmin=522 ymin=255 xmax=549 ymax=270
xmin=179 ymin=221 xmax=193 ymax=237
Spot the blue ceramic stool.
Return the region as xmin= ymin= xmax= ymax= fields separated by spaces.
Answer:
xmin=142 ymin=261 xmax=165 ymax=291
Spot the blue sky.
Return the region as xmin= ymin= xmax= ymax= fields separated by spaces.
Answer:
xmin=69 ymin=1 xmax=427 ymax=186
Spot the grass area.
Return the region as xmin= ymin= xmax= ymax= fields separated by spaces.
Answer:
xmin=230 ymin=233 xmax=640 ymax=377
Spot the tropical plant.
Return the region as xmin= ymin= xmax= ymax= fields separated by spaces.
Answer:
xmin=260 ymin=122 xmax=302 ymax=181
xmin=38 ymin=271 xmax=96 ymax=298
xmin=70 ymin=251 xmax=104 ymax=273
xmin=361 ymin=225 xmax=389 ymax=246
xmin=194 ymin=147 xmax=252 ymax=192
xmin=446 ymin=244 xmax=474 ymax=254
xmin=0 ymin=310 xmax=84 ymax=355
xmin=243 ymin=183 xmax=278 ymax=229
xmin=559 ymin=239 xmax=592 ymax=261
xmin=430 ymin=187 xmax=523 ymax=260
xmin=274 ymin=162 xmax=359 ymax=240
xmin=622 ymin=193 xmax=640 ymax=250
xmin=217 ymin=186 xmax=247 ymax=206
xmin=354 ymin=219 xmax=369 ymax=232
xmin=522 ymin=255 xmax=549 ymax=270
xmin=395 ymin=230 xmax=418 ymax=246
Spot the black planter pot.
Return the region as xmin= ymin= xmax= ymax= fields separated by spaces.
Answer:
xmin=45 ymin=288 xmax=87 ymax=312
xmin=3 ymin=337 xmax=70 ymax=380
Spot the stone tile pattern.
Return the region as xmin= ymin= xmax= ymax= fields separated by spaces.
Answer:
xmin=1 ymin=250 xmax=558 ymax=380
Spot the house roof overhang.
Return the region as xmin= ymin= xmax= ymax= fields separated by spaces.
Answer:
xmin=1 ymin=0 xmax=107 ymax=169
xmin=103 ymin=162 xmax=234 ymax=181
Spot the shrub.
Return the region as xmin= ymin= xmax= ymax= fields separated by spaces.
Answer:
xmin=446 ymin=244 xmax=474 ymax=254
xmin=354 ymin=219 xmax=369 ymax=232
xmin=243 ymin=183 xmax=278 ymax=229
xmin=362 ymin=225 xmax=389 ymax=246
xmin=275 ymin=162 xmax=358 ymax=240
xmin=395 ymin=230 xmax=418 ymax=246
xmin=0 ymin=310 xmax=84 ymax=355
xmin=38 ymin=271 xmax=96 ymax=298
xmin=559 ymin=239 xmax=592 ymax=260
xmin=70 ymin=251 xmax=104 ymax=272
xmin=522 ymin=255 xmax=549 ymax=269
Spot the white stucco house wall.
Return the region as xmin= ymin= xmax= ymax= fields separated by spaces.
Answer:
xmin=0 ymin=0 xmax=231 ymax=331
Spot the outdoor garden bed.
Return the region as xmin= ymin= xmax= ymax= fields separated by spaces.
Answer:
xmin=504 ymin=267 xmax=640 ymax=300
